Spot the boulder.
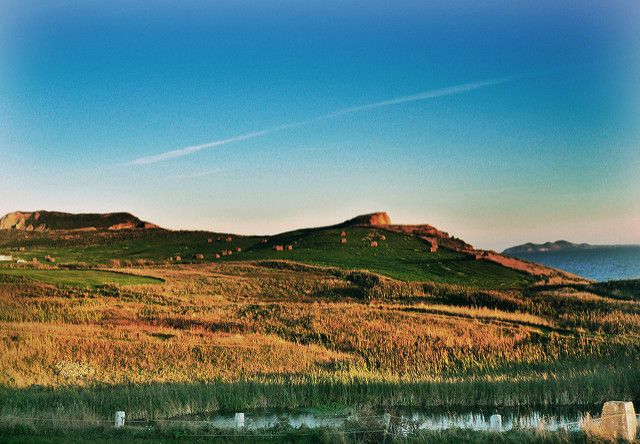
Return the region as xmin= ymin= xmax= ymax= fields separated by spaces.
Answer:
xmin=600 ymin=401 xmax=637 ymax=441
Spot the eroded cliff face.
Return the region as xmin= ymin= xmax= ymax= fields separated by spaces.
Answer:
xmin=342 ymin=212 xmax=392 ymax=226
xmin=0 ymin=212 xmax=44 ymax=230
xmin=0 ymin=211 xmax=159 ymax=231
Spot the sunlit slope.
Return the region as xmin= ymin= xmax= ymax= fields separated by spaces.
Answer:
xmin=219 ymin=226 xmax=533 ymax=287
xmin=0 ymin=226 xmax=534 ymax=288
xmin=0 ymin=268 xmax=161 ymax=288
xmin=0 ymin=229 xmax=261 ymax=265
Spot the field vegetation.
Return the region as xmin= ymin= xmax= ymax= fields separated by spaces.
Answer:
xmin=1 ymin=259 xmax=639 ymax=423
xmin=0 ymin=420 xmax=603 ymax=444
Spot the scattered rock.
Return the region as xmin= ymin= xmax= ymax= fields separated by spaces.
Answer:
xmin=341 ymin=238 xmax=348 ymax=244
xmin=370 ymin=241 xmax=378 ymax=247
xmin=420 ymin=237 xmax=439 ymax=253
xmin=109 ymin=259 xmax=122 ymax=267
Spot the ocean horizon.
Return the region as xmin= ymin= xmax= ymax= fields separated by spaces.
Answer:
xmin=512 ymin=246 xmax=640 ymax=282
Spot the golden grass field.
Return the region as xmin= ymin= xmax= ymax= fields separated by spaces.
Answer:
xmin=1 ymin=261 xmax=639 ymax=407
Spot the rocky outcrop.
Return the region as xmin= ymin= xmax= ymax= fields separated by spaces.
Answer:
xmin=0 ymin=211 xmax=160 ymax=231
xmin=341 ymin=212 xmax=392 ymax=226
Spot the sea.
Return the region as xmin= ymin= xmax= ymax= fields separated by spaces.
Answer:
xmin=512 ymin=246 xmax=640 ymax=282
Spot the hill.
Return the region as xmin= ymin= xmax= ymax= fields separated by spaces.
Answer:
xmin=0 ymin=211 xmax=584 ymax=287
xmin=0 ymin=210 xmax=638 ymax=431
xmin=0 ymin=211 xmax=159 ymax=231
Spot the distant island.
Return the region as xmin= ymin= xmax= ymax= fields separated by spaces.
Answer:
xmin=503 ymin=240 xmax=638 ymax=255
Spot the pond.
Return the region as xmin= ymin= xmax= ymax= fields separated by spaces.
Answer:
xmin=150 ymin=407 xmax=630 ymax=432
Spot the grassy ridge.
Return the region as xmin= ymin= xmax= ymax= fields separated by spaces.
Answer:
xmin=221 ymin=227 xmax=533 ymax=287
xmin=0 ymin=227 xmax=533 ymax=288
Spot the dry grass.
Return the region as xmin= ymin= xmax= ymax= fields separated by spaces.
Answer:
xmin=0 ymin=261 xmax=639 ymax=417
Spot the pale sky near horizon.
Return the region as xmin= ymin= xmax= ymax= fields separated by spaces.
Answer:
xmin=1 ymin=0 xmax=639 ymax=250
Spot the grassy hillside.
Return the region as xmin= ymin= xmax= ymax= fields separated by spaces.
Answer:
xmin=0 ymin=261 xmax=638 ymax=422
xmin=0 ymin=227 xmax=533 ymax=288
xmin=0 ymin=268 xmax=162 ymax=288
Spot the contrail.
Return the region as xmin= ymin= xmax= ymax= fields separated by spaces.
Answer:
xmin=126 ymin=76 xmax=512 ymax=166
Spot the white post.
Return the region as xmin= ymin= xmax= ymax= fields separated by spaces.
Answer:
xmin=382 ymin=413 xmax=392 ymax=442
xmin=490 ymin=414 xmax=502 ymax=431
xmin=115 ymin=411 xmax=125 ymax=428
xmin=383 ymin=412 xmax=391 ymax=430
xmin=234 ymin=412 xmax=245 ymax=429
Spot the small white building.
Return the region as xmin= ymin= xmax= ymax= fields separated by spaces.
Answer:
xmin=0 ymin=255 xmax=13 ymax=262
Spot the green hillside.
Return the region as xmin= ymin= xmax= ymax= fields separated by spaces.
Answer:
xmin=0 ymin=268 xmax=161 ymax=288
xmin=220 ymin=226 xmax=533 ymax=287
xmin=0 ymin=225 xmax=533 ymax=288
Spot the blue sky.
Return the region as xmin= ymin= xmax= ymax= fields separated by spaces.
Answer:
xmin=1 ymin=0 xmax=639 ymax=249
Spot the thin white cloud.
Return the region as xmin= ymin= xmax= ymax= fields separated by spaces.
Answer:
xmin=126 ymin=76 xmax=513 ymax=166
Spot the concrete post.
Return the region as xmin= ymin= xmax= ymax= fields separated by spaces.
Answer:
xmin=114 ymin=411 xmax=125 ymax=428
xmin=382 ymin=413 xmax=392 ymax=443
xmin=490 ymin=414 xmax=502 ymax=431
xmin=600 ymin=401 xmax=637 ymax=441
xmin=234 ymin=412 xmax=245 ymax=429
